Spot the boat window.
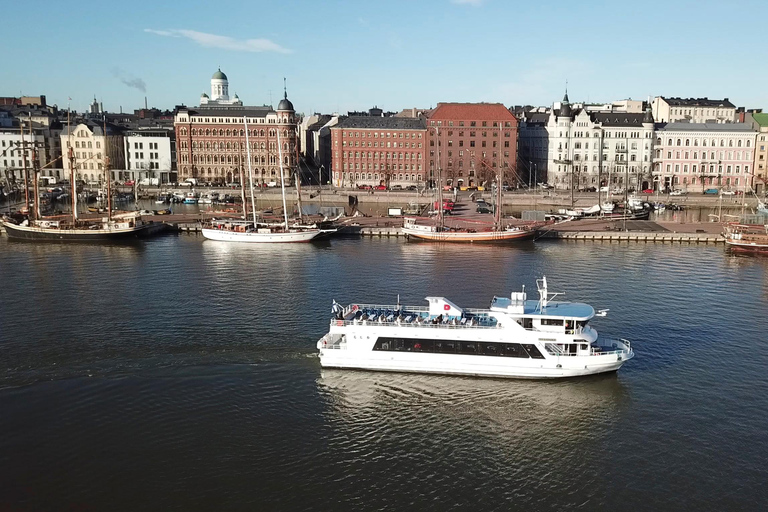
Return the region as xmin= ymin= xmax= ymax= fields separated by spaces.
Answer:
xmin=459 ymin=341 xmax=477 ymax=354
xmin=500 ymin=343 xmax=528 ymax=358
xmin=576 ymin=320 xmax=589 ymax=328
xmin=522 ymin=318 xmax=533 ymax=329
xmin=568 ymin=344 xmax=577 ymax=355
xmin=522 ymin=344 xmax=546 ymax=359
xmin=434 ymin=341 xmax=457 ymax=353
xmin=541 ymin=319 xmax=564 ymax=326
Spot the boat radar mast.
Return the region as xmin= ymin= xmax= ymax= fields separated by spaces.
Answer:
xmin=536 ymin=276 xmax=563 ymax=310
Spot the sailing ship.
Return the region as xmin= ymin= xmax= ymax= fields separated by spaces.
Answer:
xmin=1 ymin=115 xmax=165 ymax=242
xmin=317 ymin=276 xmax=633 ymax=379
xmin=201 ymin=117 xmax=324 ymax=243
xmin=723 ymin=222 xmax=768 ymax=252
xmin=402 ymin=124 xmax=535 ymax=242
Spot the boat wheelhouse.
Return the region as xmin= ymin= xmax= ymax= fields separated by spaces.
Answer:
xmin=317 ymin=277 xmax=633 ymax=379
xmin=723 ymin=223 xmax=768 ymax=252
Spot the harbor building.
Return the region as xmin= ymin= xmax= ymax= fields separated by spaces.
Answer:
xmin=174 ymin=70 xmax=298 ymax=185
xmin=545 ymin=92 xmax=656 ymax=191
xmin=750 ymin=113 xmax=768 ymax=195
xmin=330 ymin=116 xmax=428 ymax=189
xmin=59 ymin=121 xmax=125 ymax=185
xmin=652 ymin=123 xmax=757 ymax=193
xmin=0 ymin=127 xmax=48 ymax=182
xmin=426 ymin=102 xmax=518 ymax=190
xmin=123 ymin=127 xmax=176 ymax=185
xmin=651 ymin=97 xmax=737 ymax=124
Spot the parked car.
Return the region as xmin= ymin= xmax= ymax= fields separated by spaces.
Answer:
xmin=599 ymin=186 xmax=609 ymax=192
xmin=390 ymin=185 xmax=403 ymax=191
xmin=357 ymin=184 xmax=372 ymax=190
xmin=641 ymin=189 xmax=654 ymax=194
xmin=477 ymin=204 xmax=494 ymax=214
xmin=406 ymin=185 xmax=418 ymax=191
xmin=579 ymin=186 xmax=597 ymax=192
xmin=704 ymin=188 xmax=719 ymax=194
xmin=124 ymin=180 xmax=135 ymax=186
xmin=374 ymin=185 xmax=387 ymax=191
xmin=669 ymin=189 xmax=685 ymax=196
xmin=721 ymin=190 xmax=736 ymax=196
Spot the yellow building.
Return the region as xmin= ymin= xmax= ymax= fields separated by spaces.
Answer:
xmin=60 ymin=121 xmax=124 ymax=184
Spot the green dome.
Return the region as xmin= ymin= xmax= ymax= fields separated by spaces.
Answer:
xmin=212 ymin=68 xmax=228 ymax=80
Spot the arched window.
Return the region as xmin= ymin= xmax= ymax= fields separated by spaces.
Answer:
xmin=685 ymin=139 xmax=690 ymax=146
xmin=676 ymin=139 xmax=681 ymax=146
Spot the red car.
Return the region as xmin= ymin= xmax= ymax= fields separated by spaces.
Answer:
xmin=641 ymin=189 xmax=653 ymax=194
xmin=374 ymin=185 xmax=387 ymax=191
xmin=357 ymin=184 xmax=372 ymax=190
xmin=124 ymin=180 xmax=135 ymax=186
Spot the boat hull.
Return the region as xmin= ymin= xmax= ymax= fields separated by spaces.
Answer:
xmin=402 ymin=227 xmax=535 ymax=243
xmin=1 ymin=220 xmax=167 ymax=242
xmin=318 ymin=349 xmax=628 ymax=379
xmin=201 ymin=227 xmax=322 ymax=243
xmin=725 ymin=240 xmax=768 ymax=252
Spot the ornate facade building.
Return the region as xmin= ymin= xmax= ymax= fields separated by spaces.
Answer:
xmin=174 ymin=70 xmax=298 ymax=185
xmin=652 ymin=123 xmax=757 ymax=192
xmin=546 ymin=92 xmax=656 ymax=191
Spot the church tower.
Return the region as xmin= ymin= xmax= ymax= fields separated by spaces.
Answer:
xmin=211 ymin=68 xmax=229 ymax=101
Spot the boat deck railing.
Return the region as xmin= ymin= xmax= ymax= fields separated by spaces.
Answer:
xmin=544 ymin=338 xmax=631 ymax=357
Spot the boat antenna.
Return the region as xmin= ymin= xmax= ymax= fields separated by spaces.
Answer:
xmin=396 ymin=294 xmax=401 ymax=310
xmin=243 ymin=117 xmax=258 ymax=227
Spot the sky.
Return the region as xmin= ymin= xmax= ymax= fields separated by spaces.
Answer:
xmin=4 ymin=0 xmax=768 ymax=115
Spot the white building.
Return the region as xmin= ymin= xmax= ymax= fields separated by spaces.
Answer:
xmin=199 ymin=68 xmax=243 ymax=107
xmin=547 ymin=92 xmax=656 ymax=191
xmin=0 ymin=128 xmax=48 ymax=182
xmin=651 ymin=97 xmax=737 ymax=124
xmin=124 ymin=127 xmax=175 ymax=184
xmin=653 ymin=123 xmax=757 ymax=193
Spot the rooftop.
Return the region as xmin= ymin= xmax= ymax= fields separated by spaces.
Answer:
xmin=657 ymin=122 xmax=756 ymax=132
xmin=334 ymin=116 xmax=426 ymax=130
xmin=592 ymin=112 xmax=651 ymax=127
xmin=429 ymin=102 xmax=517 ymax=122
xmin=661 ymin=97 xmax=736 ymax=108
xmin=179 ymin=106 xmax=274 ymax=118
xmin=752 ymin=113 xmax=768 ymax=128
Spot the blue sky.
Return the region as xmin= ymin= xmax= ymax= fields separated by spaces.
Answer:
xmin=5 ymin=0 xmax=767 ymax=115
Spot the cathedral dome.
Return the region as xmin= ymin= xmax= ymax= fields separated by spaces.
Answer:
xmin=212 ymin=68 xmax=228 ymax=80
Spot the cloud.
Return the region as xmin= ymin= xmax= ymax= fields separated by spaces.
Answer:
xmin=144 ymin=28 xmax=292 ymax=54
xmin=451 ymin=0 xmax=484 ymax=5
xmin=111 ymin=67 xmax=146 ymax=93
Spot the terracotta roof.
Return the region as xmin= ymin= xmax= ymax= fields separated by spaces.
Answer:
xmin=428 ymin=102 xmax=517 ymax=123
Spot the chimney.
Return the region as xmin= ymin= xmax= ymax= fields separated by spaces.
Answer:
xmin=145 ymin=96 xmax=148 ymax=110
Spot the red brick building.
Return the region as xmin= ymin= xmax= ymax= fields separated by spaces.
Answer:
xmin=173 ymin=71 xmax=298 ymax=185
xmin=426 ymin=103 xmax=518 ymax=189
xmin=330 ymin=117 xmax=428 ymax=189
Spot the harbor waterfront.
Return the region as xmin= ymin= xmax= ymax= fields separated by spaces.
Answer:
xmin=1 ymin=235 xmax=767 ymax=510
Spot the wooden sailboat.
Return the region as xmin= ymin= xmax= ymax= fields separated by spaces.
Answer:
xmin=201 ymin=117 xmax=323 ymax=243
xmin=1 ymin=114 xmax=165 ymax=241
xmin=402 ymin=123 xmax=535 ymax=243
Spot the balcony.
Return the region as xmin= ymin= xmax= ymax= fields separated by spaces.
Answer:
xmin=615 ymin=148 xmax=628 ymax=153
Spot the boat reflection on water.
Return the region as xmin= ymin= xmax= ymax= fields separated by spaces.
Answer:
xmin=317 ymin=369 xmax=630 ymax=448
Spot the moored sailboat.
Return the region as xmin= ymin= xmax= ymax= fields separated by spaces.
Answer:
xmin=402 ymin=123 xmax=535 ymax=242
xmin=202 ymin=108 xmax=323 ymax=243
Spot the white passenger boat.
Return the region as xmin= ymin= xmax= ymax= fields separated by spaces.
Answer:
xmin=317 ymin=277 xmax=633 ymax=379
